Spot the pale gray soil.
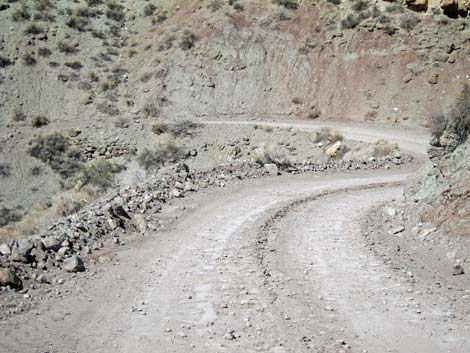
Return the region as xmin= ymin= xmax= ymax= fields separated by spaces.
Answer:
xmin=2 ymin=123 xmax=468 ymax=353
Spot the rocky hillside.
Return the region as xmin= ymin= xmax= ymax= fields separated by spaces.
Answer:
xmin=405 ymin=84 xmax=470 ymax=236
xmin=0 ymin=0 xmax=469 ymax=233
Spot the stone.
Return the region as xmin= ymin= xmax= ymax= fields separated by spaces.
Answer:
xmin=42 ymin=235 xmax=65 ymax=252
xmin=325 ymin=141 xmax=343 ymax=158
xmin=452 ymin=264 xmax=465 ymax=276
xmin=427 ymin=73 xmax=439 ymax=85
xmin=440 ymin=0 xmax=458 ymax=16
xmin=391 ymin=225 xmax=405 ymax=234
xmin=0 ymin=268 xmax=22 ymax=290
xmin=264 ymin=163 xmax=279 ymax=175
xmin=62 ymin=256 xmax=85 ymax=273
xmin=0 ymin=243 xmax=11 ymax=256
xmin=405 ymin=0 xmax=428 ymax=11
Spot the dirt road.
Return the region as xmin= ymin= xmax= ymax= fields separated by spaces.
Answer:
xmin=2 ymin=122 xmax=468 ymax=353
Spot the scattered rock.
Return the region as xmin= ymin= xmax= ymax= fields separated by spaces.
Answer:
xmin=264 ymin=163 xmax=279 ymax=175
xmin=427 ymin=73 xmax=439 ymax=85
xmin=62 ymin=256 xmax=85 ymax=273
xmin=452 ymin=264 xmax=465 ymax=276
xmin=391 ymin=225 xmax=405 ymax=234
xmin=0 ymin=268 xmax=22 ymax=290
xmin=0 ymin=243 xmax=11 ymax=256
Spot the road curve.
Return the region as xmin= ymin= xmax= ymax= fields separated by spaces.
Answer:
xmin=3 ymin=123 xmax=468 ymax=353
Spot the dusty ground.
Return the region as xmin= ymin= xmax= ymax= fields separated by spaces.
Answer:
xmin=1 ymin=123 xmax=468 ymax=353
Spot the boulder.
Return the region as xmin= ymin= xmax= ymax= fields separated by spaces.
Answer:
xmin=0 ymin=268 xmax=22 ymax=290
xmin=325 ymin=141 xmax=343 ymax=159
xmin=405 ymin=0 xmax=428 ymax=11
xmin=264 ymin=163 xmax=279 ymax=175
xmin=441 ymin=0 xmax=459 ymax=16
xmin=42 ymin=235 xmax=65 ymax=252
xmin=62 ymin=255 xmax=85 ymax=273
xmin=0 ymin=243 xmax=11 ymax=256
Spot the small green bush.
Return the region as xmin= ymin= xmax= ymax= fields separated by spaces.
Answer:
xmin=65 ymin=61 xmax=83 ymax=70
xmin=209 ymin=0 xmax=224 ymax=11
xmin=179 ymin=30 xmax=197 ymax=50
xmin=22 ymin=53 xmax=37 ymax=66
xmin=79 ymin=160 xmax=123 ymax=190
xmin=12 ymin=4 xmax=31 ymax=21
xmin=57 ymin=41 xmax=78 ymax=54
xmin=273 ymin=0 xmax=299 ymax=10
xmin=143 ymin=3 xmax=156 ymax=16
xmin=12 ymin=109 xmax=27 ymax=122
xmin=30 ymin=115 xmax=50 ymax=128
xmin=66 ymin=15 xmax=89 ymax=31
xmin=28 ymin=133 xmax=83 ymax=178
xmin=38 ymin=47 xmax=52 ymax=57
xmin=351 ymin=0 xmax=369 ymax=12
xmin=138 ymin=143 xmax=187 ymax=171
xmin=0 ymin=163 xmax=11 ymax=178
xmin=106 ymin=1 xmax=125 ymax=22
xmin=399 ymin=13 xmax=419 ymax=30
xmin=0 ymin=55 xmax=12 ymax=68
xmin=0 ymin=206 xmax=22 ymax=227
xmin=341 ymin=13 xmax=360 ymax=29
xmin=142 ymin=102 xmax=160 ymax=118
xmin=24 ymin=23 xmax=44 ymax=35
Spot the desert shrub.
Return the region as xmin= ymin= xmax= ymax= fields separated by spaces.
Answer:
xmin=96 ymin=102 xmax=120 ymax=116
xmin=79 ymin=160 xmax=123 ymax=190
xmin=114 ymin=117 xmax=129 ymax=128
xmin=140 ymin=72 xmax=153 ymax=83
xmin=179 ymin=30 xmax=197 ymax=50
xmin=319 ymin=127 xmax=343 ymax=143
xmin=75 ymin=6 xmax=97 ymax=18
xmin=373 ymin=140 xmax=399 ymax=157
xmin=430 ymin=112 xmax=447 ymax=139
xmin=377 ymin=14 xmax=390 ymax=24
xmin=86 ymin=0 xmax=103 ymax=6
xmin=28 ymin=133 xmax=83 ymax=178
xmin=0 ymin=55 xmax=12 ymax=68
xmin=106 ymin=1 xmax=125 ymax=22
xmin=352 ymin=0 xmax=369 ymax=12
xmin=64 ymin=61 xmax=83 ymax=70
xmin=307 ymin=107 xmax=321 ymax=119
xmin=233 ymin=2 xmax=244 ymax=10
xmin=57 ymin=40 xmax=78 ymax=54
xmin=30 ymin=114 xmax=49 ymax=128
xmin=159 ymin=33 xmax=176 ymax=51
xmin=142 ymin=101 xmax=160 ymax=118
xmin=34 ymin=0 xmax=55 ymax=12
xmin=12 ymin=4 xmax=31 ymax=21
xmin=341 ymin=13 xmax=360 ymax=29
xmin=22 ymin=53 xmax=37 ymax=66
xmin=445 ymin=85 xmax=470 ymax=145
xmin=66 ymin=15 xmax=89 ymax=31
xmin=0 ymin=206 xmax=22 ymax=227
xmin=209 ymin=0 xmax=224 ymax=11
xmin=385 ymin=3 xmax=404 ymax=13
xmin=54 ymin=186 xmax=97 ymax=217
xmin=91 ymin=29 xmax=106 ymax=39
xmin=279 ymin=11 xmax=291 ymax=20
xmin=24 ymin=23 xmax=44 ymax=35
xmin=152 ymin=11 xmax=167 ymax=24
xmin=29 ymin=166 xmax=42 ymax=176
xmin=384 ymin=24 xmax=396 ymax=35
xmin=138 ymin=143 xmax=187 ymax=170
xmin=152 ymin=121 xmax=200 ymax=137
xmin=327 ymin=0 xmax=341 ymax=4
xmin=38 ymin=47 xmax=52 ymax=57
xmin=399 ymin=12 xmax=419 ymax=30
xmin=0 ymin=163 xmax=11 ymax=178
xmin=143 ymin=3 xmax=156 ymax=16
xmin=273 ymin=0 xmax=299 ymax=10
xmin=292 ymin=97 xmax=302 ymax=104
xmin=12 ymin=109 xmax=27 ymax=122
